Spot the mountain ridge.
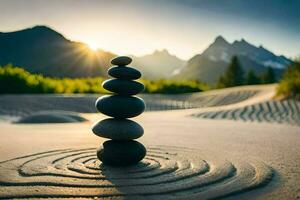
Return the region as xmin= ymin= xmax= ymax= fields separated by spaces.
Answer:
xmin=0 ymin=26 xmax=292 ymax=82
xmin=174 ymin=36 xmax=292 ymax=84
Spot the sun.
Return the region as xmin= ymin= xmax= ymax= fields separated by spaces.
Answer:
xmin=86 ymin=42 xmax=99 ymax=51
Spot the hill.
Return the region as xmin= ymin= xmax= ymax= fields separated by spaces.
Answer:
xmin=131 ymin=49 xmax=186 ymax=79
xmin=0 ymin=26 xmax=115 ymax=77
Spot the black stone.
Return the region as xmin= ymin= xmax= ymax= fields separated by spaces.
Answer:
xmin=92 ymin=118 xmax=144 ymax=140
xmin=96 ymin=95 xmax=145 ymax=118
xmin=102 ymin=79 xmax=144 ymax=95
xmin=111 ymin=56 xmax=132 ymax=66
xmin=108 ymin=66 xmax=141 ymax=80
xmin=97 ymin=140 xmax=146 ymax=166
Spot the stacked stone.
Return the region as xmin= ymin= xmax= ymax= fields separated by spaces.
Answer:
xmin=92 ymin=56 xmax=146 ymax=166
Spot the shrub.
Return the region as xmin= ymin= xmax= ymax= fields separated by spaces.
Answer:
xmin=141 ymin=79 xmax=208 ymax=94
xmin=277 ymin=61 xmax=300 ymax=98
xmin=0 ymin=65 xmax=107 ymax=94
xmin=0 ymin=65 xmax=208 ymax=94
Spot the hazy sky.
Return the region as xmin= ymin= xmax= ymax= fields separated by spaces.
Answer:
xmin=0 ymin=0 xmax=299 ymax=60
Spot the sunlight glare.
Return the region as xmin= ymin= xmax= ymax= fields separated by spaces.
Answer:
xmin=86 ymin=42 xmax=99 ymax=51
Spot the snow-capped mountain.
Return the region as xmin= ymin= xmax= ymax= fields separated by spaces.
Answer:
xmin=203 ymin=36 xmax=291 ymax=69
xmin=175 ymin=36 xmax=291 ymax=84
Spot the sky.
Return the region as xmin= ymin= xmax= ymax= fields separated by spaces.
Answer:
xmin=0 ymin=0 xmax=299 ymax=60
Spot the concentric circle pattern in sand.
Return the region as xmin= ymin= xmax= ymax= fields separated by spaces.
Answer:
xmin=0 ymin=146 xmax=273 ymax=199
xmin=193 ymin=99 xmax=300 ymax=125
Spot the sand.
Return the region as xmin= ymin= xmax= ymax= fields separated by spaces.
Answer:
xmin=0 ymin=84 xmax=299 ymax=199
xmin=16 ymin=110 xmax=87 ymax=123
xmin=0 ymin=84 xmax=269 ymax=119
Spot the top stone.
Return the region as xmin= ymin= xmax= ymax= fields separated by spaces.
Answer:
xmin=111 ymin=56 xmax=132 ymax=66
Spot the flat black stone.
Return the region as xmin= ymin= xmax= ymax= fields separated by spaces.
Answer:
xmin=111 ymin=56 xmax=132 ymax=66
xmin=96 ymin=95 xmax=145 ymax=118
xmin=102 ymin=79 xmax=144 ymax=95
xmin=92 ymin=118 xmax=144 ymax=140
xmin=108 ymin=66 xmax=141 ymax=80
xmin=97 ymin=140 xmax=146 ymax=166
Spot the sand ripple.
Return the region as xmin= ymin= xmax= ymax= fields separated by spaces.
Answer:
xmin=143 ymin=90 xmax=258 ymax=111
xmin=0 ymin=146 xmax=273 ymax=199
xmin=0 ymin=89 xmax=259 ymax=118
xmin=193 ymin=99 xmax=300 ymax=125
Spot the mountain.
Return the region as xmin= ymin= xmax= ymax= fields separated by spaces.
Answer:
xmin=131 ymin=49 xmax=186 ymax=79
xmin=175 ymin=36 xmax=292 ymax=84
xmin=0 ymin=26 xmax=116 ymax=77
xmin=0 ymin=26 xmax=185 ymax=79
xmin=0 ymin=26 xmax=292 ymax=82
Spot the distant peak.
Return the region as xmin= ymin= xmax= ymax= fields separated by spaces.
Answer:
xmin=215 ymin=35 xmax=227 ymax=42
xmin=31 ymin=25 xmax=51 ymax=29
xmin=2 ymin=25 xmax=59 ymax=35
xmin=233 ymin=38 xmax=252 ymax=47
xmin=153 ymin=49 xmax=170 ymax=55
xmin=161 ymin=49 xmax=168 ymax=53
xmin=214 ymin=35 xmax=228 ymax=45
xmin=215 ymin=35 xmax=225 ymax=40
xmin=240 ymin=38 xmax=251 ymax=45
xmin=24 ymin=25 xmax=66 ymax=41
xmin=258 ymin=45 xmax=268 ymax=51
xmin=29 ymin=25 xmax=58 ymax=33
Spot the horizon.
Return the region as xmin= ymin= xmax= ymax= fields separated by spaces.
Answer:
xmin=0 ymin=0 xmax=299 ymax=60
xmin=1 ymin=24 xmax=296 ymax=61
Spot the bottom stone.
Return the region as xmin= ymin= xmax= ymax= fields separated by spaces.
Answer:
xmin=97 ymin=140 xmax=146 ymax=166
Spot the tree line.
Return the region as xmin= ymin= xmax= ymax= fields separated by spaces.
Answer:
xmin=1 ymin=58 xmax=299 ymax=98
xmin=0 ymin=65 xmax=208 ymax=94
xmin=217 ymin=56 xmax=276 ymax=88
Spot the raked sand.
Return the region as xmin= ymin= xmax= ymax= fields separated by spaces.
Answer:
xmin=0 ymin=84 xmax=299 ymax=199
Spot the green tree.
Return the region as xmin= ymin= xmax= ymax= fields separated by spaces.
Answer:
xmin=277 ymin=61 xmax=300 ymax=98
xmin=217 ymin=56 xmax=245 ymax=88
xmin=261 ymin=67 xmax=276 ymax=84
xmin=246 ymin=70 xmax=261 ymax=85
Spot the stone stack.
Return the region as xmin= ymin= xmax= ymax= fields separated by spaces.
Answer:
xmin=92 ymin=56 xmax=146 ymax=166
